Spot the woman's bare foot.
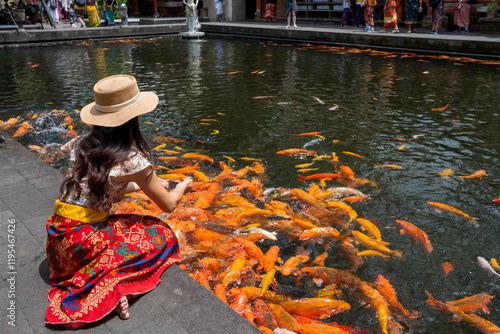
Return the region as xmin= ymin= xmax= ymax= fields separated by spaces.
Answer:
xmin=115 ymin=296 xmax=130 ymax=320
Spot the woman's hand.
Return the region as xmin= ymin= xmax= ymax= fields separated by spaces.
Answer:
xmin=176 ymin=177 xmax=193 ymax=194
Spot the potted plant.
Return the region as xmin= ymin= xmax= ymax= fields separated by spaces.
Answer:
xmin=487 ymin=0 xmax=499 ymax=18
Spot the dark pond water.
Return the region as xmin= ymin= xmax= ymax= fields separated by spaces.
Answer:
xmin=1 ymin=36 xmax=500 ymax=333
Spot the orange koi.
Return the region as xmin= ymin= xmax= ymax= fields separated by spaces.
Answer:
xmin=300 ymin=267 xmax=364 ymax=289
xmin=214 ymin=283 xmax=228 ymax=304
xmin=493 ymin=198 xmax=500 ymax=203
xmin=199 ymin=257 xmax=226 ymax=273
xmin=276 ymin=148 xmax=317 ymax=156
xmin=491 ymin=258 xmax=500 ymax=271
xmin=221 ymin=253 xmax=247 ymax=287
xmin=298 ymin=173 xmax=342 ymax=181
xmin=357 ymin=250 xmax=389 ymax=260
xmin=0 ymin=117 xmax=19 ymax=130
xmin=194 ymin=271 xmax=211 ymax=290
xmin=394 ymin=137 xmax=406 ymax=141
xmin=427 ymin=201 xmax=477 ymax=226
xmin=299 ymin=227 xmax=341 ymax=241
xmin=443 ymin=262 xmax=454 ymax=276
xmin=293 ymin=132 xmax=322 ymax=137
xmin=351 ymin=231 xmax=403 ymax=259
xmin=431 ymin=104 xmax=449 ymax=112
xmin=281 ymin=255 xmax=309 ymax=276
xmin=375 ymin=274 xmax=419 ymax=319
xmin=262 ymin=246 xmax=281 ymax=273
xmin=446 ymin=293 xmax=493 ymax=314
xmin=359 ymin=284 xmax=390 ymax=334
xmin=395 ymin=219 xmax=433 ymax=256
xmin=230 ymin=290 xmax=248 ymax=315
xmin=297 ymin=323 xmax=351 ymax=334
xmin=232 ymin=179 xmax=262 ymax=199
xmin=374 ymin=164 xmax=402 ymax=169
xmin=227 ymin=71 xmax=243 ymax=74
xmin=254 ymin=299 xmax=279 ymax=330
xmin=268 ymin=303 xmax=301 ymax=332
xmin=235 ymin=237 xmax=265 ymax=268
xmin=342 ymin=196 xmax=371 ymax=203
xmin=182 ymin=153 xmax=214 ymax=164
xmin=342 ymin=151 xmax=364 ymax=159
xmin=233 ymin=208 xmax=273 ymax=227
xmin=439 ymin=168 xmax=455 ymax=178
xmin=397 ymin=145 xmax=405 ymax=150
xmin=426 ymin=291 xmax=500 ymax=333
xmin=157 ymin=157 xmax=178 ymax=162
xmin=356 ymin=218 xmax=382 ymax=241
xmin=459 ymin=170 xmax=488 ymax=179
xmin=280 ymin=298 xmax=351 ymax=318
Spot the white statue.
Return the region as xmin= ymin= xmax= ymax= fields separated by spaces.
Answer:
xmin=183 ymin=0 xmax=201 ymax=33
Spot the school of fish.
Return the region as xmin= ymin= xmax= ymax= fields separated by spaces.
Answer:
xmin=1 ymin=104 xmax=499 ymax=334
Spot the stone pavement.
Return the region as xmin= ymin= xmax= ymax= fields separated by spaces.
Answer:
xmin=0 ymin=137 xmax=262 ymax=334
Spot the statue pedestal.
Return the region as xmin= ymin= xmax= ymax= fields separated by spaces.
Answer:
xmin=179 ymin=31 xmax=205 ymax=39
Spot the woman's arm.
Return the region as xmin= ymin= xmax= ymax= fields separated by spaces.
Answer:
xmin=126 ymin=166 xmax=193 ymax=213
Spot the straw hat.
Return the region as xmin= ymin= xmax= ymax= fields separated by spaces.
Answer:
xmin=81 ymin=74 xmax=159 ymax=127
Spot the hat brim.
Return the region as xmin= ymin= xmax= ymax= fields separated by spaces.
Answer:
xmin=80 ymin=91 xmax=159 ymax=127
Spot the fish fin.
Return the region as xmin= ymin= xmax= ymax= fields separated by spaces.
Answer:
xmin=298 ymin=175 xmax=307 ymax=182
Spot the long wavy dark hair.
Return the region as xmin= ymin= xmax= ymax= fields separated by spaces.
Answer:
xmin=60 ymin=117 xmax=154 ymax=208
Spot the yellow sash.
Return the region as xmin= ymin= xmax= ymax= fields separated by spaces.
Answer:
xmin=54 ymin=199 xmax=109 ymax=224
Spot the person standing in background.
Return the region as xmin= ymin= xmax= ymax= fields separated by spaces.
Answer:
xmin=214 ymin=0 xmax=223 ymax=21
xmin=264 ymin=0 xmax=276 ymax=22
xmin=285 ymin=0 xmax=298 ymax=28
xmin=454 ymin=0 xmax=475 ymax=33
xmin=104 ymin=0 xmax=115 ymax=26
xmin=405 ymin=0 xmax=422 ymax=33
xmin=355 ymin=0 xmax=364 ymax=27
xmin=73 ymin=0 xmax=86 ymax=27
xmin=342 ymin=0 xmax=351 ymax=26
xmin=86 ymin=0 xmax=100 ymax=27
xmin=430 ymin=0 xmax=443 ymax=33
xmin=46 ymin=0 xmax=60 ymax=24
xmin=362 ymin=0 xmax=376 ymax=31
xmin=380 ymin=0 xmax=399 ymax=32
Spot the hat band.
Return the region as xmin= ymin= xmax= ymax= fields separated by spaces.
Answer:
xmin=95 ymin=92 xmax=141 ymax=113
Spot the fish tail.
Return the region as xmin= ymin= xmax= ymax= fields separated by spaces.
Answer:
xmin=298 ymin=175 xmax=307 ymax=182
xmin=392 ymin=250 xmax=404 ymax=259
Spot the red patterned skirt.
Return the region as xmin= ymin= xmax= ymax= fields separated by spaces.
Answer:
xmin=45 ymin=204 xmax=180 ymax=329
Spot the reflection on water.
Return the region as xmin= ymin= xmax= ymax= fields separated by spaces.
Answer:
xmin=1 ymin=36 xmax=500 ymax=333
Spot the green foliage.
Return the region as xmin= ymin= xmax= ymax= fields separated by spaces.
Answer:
xmin=487 ymin=0 xmax=499 ymax=10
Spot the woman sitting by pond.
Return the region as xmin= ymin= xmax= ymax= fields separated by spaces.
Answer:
xmin=45 ymin=74 xmax=193 ymax=328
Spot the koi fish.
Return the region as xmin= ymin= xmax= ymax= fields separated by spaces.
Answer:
xmin=297 ymin=168 xmax=318 ymax=173
xmin=276 ymin=148 xmax=317 ymax=156
xmin=375 ymin=274 xmax=419 ymax=319
xmin=342 ymin=151 xmax=364 ymax=159
xmin=0 ymin=118 xmax=18 ymax=130
xmin=439 ymin=168 xmax=454 ymax=178
xmin=446 ymin=293 xmax=494 ymax=314
xmin=222 ymin=253 xmax=247 ymax=287
xmin=356 ymin=218 xmax=382 ymax=241
xmin=342 ymin=196 xmax=371 ymax=203
xmin=299 ymin=227 xmax=341 ymax=241
xmin=241 ymin=157 xmax=260 ymax=161
xmin=426 ymin=291 xmax=500 ymax=333
xmin=459 ymin=170 xmax=488 ymax=179
xmin=427 ymin=201 xmax=478 ymax=226
xmin=311 ymin=96 xmax=325 ymax=105
xmin=277 ymin=102 xmax=293 ymax=105
xmin=351 ymin=230 xmax=403 ymax=259
xmin=328 ymin=104 xmax=339 ymax=111
xmin=201 ymin=119 xmax=218 ymax=122
xmin=152 ymin=143 xmax=166 ymax=151
xmin=223 ymin=155 xmax=235 ymax=162
xmin=298 ymin=173 xmax=342 ymax=181
xmin=397 ymin=145 xmax=405 ymax=150
xmin=182 ymin=153 xmax=214 ymax=164
xmin=293 ymin=132 xmax=321 ymax=137
xmin=300 ymin=267 xmax=364 ymax=289
xmin=263 ymin=246 xmax=281 ymax=273
xmin=394 ymin=138 xmax=405 ymax=141
xmin=374 ymin=165 xmax=402 ymax=169
xmin=431 ymin=104 xmax=449 ymax=112
xmin=493 ymin=198 xmax=500 ymax=203
xmin=279 ymin=298 xmax=351 ymax=318
xmin=211 ymin=130 xmax=220 ymax=135
xmin=395 ymin=219 xmax=433 ymax=256
xmin=443 ymin=262 xmax=454 ymax=276
xmin=477 ymin=256 xmax=500 ymax=278
xmin=260 ymin=269 xmax=276 ymax=295
xmin=357 ymin=250 xmax=389 ymax=260
xmin=490 ymin=258 xmax=500 ymax=271
xmin=268 ymin=304 xmax=301 ymax=332
xmin=295 ymin=163 xmax=315 ymax=168
xmin=162 ymin=149 xmax=179 ymax=155
xmin=228 ymin=71 xmax=243 ymax=74
xmin=253 ymin=299 xmax=279 ymax=330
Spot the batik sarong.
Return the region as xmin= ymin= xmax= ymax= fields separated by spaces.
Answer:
xmin=431 ymin=1 xmax=444 ymax=26
xmin=454 ymin=2 xmax=470 ymax=28
xmin=104 ymin=8 xmax=115 ymax=25
xmin=45 ymin=200 xmax=180 ymax=329
xmin=384 ymin=0 xmax=398 ymax=28
xmin=364 ymin=3 xmax=375 ymax=29
xmin=265 ymin=3 xmax=275 ymax=19
xmin=86 ymin=4 xmax=101 ymax=27
xmin=405 ymin=0 xmax=419 ymax=24
xmin=342 ymin=8 xmax=351 ymax=25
